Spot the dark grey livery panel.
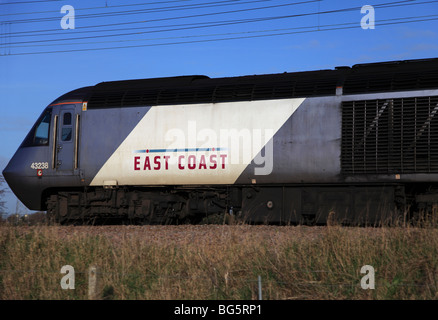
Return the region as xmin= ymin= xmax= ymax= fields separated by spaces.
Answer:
xmin=235 ymin=96 xmax=342 ymax=184
xmin=79 ymin=106 xmax=150 ymax=186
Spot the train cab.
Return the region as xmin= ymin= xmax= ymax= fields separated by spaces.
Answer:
xmin=2 ymin=88 xmax=90 ymax=211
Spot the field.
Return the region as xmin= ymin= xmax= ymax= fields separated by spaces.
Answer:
xmin=0 ymin=223 xmax=437 ymax=300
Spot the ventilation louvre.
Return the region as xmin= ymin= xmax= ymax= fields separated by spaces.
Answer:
xmin=342 ymin=96 xmax=438 ymax=174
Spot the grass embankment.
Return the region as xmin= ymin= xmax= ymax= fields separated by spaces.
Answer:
xmin=0 ymin=224 xmax=437 ymax=300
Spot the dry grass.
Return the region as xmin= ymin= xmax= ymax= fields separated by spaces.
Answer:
xmin=0 ymin=223 xmax=437 ymax=300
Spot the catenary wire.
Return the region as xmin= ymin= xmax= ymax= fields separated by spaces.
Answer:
xmin=0 ymin=0 xmax=201 ymax=16
xmin=2 ymin=0 xmax=272 ymax=36
xmin=8 ymin=14 xmax=438 ymax=49
xmin=0 ymin=0 xmax=318 ymax=24
xmin=0 ymin=0 xmax=63 ymax=5
xmin=3 ymin=15 xmax=437 ymax=56
xmin=2 ymin=0 xmax=428 ymax=45
xmin=3 ymin=0 xmax=420 ymax=37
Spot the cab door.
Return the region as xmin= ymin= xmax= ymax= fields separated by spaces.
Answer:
xmin=52 ymin=105 xmax=80 ymax=173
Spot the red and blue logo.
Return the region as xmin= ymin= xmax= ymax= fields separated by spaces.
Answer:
xmin=133 ymin=147 xmax=228 ymax=171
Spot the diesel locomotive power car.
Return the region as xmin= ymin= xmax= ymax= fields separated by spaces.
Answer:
xmin=3 ymin=58 xmax=438 ymax=225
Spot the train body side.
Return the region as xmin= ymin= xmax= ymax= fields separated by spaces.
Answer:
xmin=83 ymin=89 xmax=438 ymax=188
xmin=5 ymin=90 xmax=438 ymax=213
xmin=3 ymin=94 xmax=344 ymax=210
xmin=3 ymin=58 xmax=438 ymax=224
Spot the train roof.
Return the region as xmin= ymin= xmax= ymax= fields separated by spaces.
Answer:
xmin=51 ymin=58 xmax=438 ymax=108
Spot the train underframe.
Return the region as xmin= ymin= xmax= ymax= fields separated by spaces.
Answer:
xmin=44 ymin=183 xmax=438 ymax=225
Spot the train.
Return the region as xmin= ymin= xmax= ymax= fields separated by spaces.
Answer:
xmin=3 ymin=58 xmax=438 ymax=225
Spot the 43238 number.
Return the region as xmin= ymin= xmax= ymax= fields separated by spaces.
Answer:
xmin=30 ymin=162 xmax=49 ymax=169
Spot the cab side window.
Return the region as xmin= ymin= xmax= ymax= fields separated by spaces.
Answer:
xmin=21 ymin=108 xmax=52 ymax=147
xmin=34 ymin=111 xmax=52 ymax=145
xmin=61 ymin=112 xmax=72 ymax=141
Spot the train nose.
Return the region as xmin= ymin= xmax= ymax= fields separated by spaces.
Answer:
xmin=2 ymin=162 xmax=13 ymax=190
xmin=1 ymin=152 xmax=43 ymax=211
xmin=2 ymin=148 xmax=45 ymax=210
xmin=2 ymin=155 xmax=22 ymax=198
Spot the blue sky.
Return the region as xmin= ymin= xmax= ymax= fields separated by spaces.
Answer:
xmin=1 ymin=0 xmax=438 ymax=215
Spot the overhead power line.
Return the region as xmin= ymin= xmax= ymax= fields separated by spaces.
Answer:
xmin=1 ymin=0 xmax=437 ymax=56
xmin=8 ymin=14 xmax=438 ymax=49
xmin=3 ymin=14 xmax=438 ymax=56
xmin=1 ymin=0 xmax=319 ymax=37
xmin=0 ymin=0 xmax=198 ymax=16
xmin=3 ymin=0 xmax=428 ymax=37
xmin=0 ymin=0 xmax=63 ymax=5
xmin=2 ymin=0 xmax=432 ymax=45
xmin=0 ymin=0 xmax=311 ymax=24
